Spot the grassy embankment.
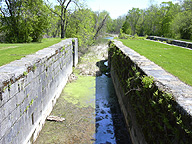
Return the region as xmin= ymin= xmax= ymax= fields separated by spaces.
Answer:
xmin=120 ymin=39 xmax=192 ymax=86
xmin=0 ymin=38 xmax=62 ymax=66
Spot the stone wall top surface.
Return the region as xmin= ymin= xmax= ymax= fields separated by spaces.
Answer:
xmin=0 ymin=38 xmax=76 ymax=89
xmin=147 ymin=36 xmax=192 ymax=49
xmin=113 ymin=40 xmax=192 ymax=116
xmin=0 ymin=38 xmax=78 ymax=144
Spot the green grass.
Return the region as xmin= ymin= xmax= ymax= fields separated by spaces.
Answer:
xmin=120 ymin=39 xmax=192 ymax=86
xmin=0 ymin=38 xmax=62 ymax=66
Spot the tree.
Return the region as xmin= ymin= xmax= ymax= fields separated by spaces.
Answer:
xmin=182 ymin=0 xmax=192 ymax=11
xmin=142 ymin=4 xmax=159 ymax=36
xmin=171 ymin=9 xmax=192 ymax=39
xmin=107 ymin=16 xmax=126 ymax=34
xmin=157 ymin=2 xmax=177 ymax=37
xmin=126 ymin=8 xmax=141 ymax=35
xmin=136 ymin=9 xmax=146 ymax=36
xmin=66 ymin=8 xmax=95 ymax=46
xmin=24 ymin=0 xmax=49 ymax=42
xmin=0 ymin=0 xmax=49 ymax=42
xmin=0 ymin=0 xmax=24 ymax=42
xmin=122 ymin=20 xmax=131 ymax=34
xmin=45 ymin=5 xmax=61 ymax=38
xmin=120 ymin=1 xmax=181 ymax=37
xmin=45 ymin=0 xmax=82 ymax=39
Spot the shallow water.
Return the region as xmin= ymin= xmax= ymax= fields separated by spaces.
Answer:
xmin=95 ymin=74 xmax=132 ymax=144
xmin=35 ymin=60 xmax=132 ymax=144
xmin=104 ymin=37 xmax=114 ymax=40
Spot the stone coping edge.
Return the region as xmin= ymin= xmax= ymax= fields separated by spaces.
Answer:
xmin=113 ymin=39 xmax=192 ymax=116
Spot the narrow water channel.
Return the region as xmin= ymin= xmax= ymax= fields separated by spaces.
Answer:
xmin=95 ymin=61 xmax=132 ymax=144
xmin=35 ymin=43 xmax=132 ymax=144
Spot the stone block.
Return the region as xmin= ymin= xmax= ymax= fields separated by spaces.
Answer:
xmin=1 ymin=116 xmax=12 ymax=138
xmin=9 ymin=81 xmax=19 ymax=99
xmin=0 ymin=38 xmax=78 ymax=143
xmin=0 ymin=88 xmax=9 ymax=108
xmin=4 ymin=127 xmax=16 ymax=144
xmin=3 ymin=96 xmax=16 ymax=121
xmin=10 ymin=106 xmax=20 ymax=125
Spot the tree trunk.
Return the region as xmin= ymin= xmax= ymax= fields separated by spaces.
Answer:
xmin=61 ymin=22 xmax=65 ymax=39
xmin=61 ymin=14 xmax=65 ymax=38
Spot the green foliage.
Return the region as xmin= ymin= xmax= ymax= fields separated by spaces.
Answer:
xmin=0 ymin=0 xmax=49 ymax=43
xmin=33 ymin=64 xmax=37 ymax=72
xmin=23 ymin=71 xmax=28 ymax=76
xmin=121 ymin=1 xmax=192 ymax=40
xmin=65 ymin=9 xmax=110 ymax=50
xmin=30 ymin=99 xmax=34 ymax=106
xmin=119 ymin=29 xmax=132 ymax=39
xmin=171 ymin=11 xmax=192 ymax=39
xmin=142 ymin=76 xmax=154 ymax=89
xmin=46 ymin=6 xmax=61 ymax=38
xmin=126 ymin=8 xmax=141 ymax=35
xmin=66 ymin=9 xmax=95 ymax=47
xmin=106 ymin=16 xmax=126 ymax=34
xmin=119 ymin=29 xmax=147 ymax=40
xmin=122 ymin=20 xmax=131 ymax=34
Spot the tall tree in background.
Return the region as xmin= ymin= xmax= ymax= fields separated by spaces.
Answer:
xmin=158 ymin=2 xmax=176 ymax=37
xmin=66 ymin=8 xmax=95 ymax=46
xmin=45 ymin=0 xmax=82 ymax=39
xmin=125 ymin=8 xmax=141 ymax=35
xmin=65 ymin=9 xmax=110 ymax=46
xmin=107 ymin=16 xmax=126 ymax=34
xmin=0 ymin=0 xmax=49 ymax=42
xmin=120 ymin=1 xmax=189 ymax=40
xmin=46 ymin=5 xmax=61 ymax=38
xmin=171 ymin=0 xmax=192 ymax=39
xmin=0 ymin=0 xmax=23 ymax=42
xmin=143 ymin=4 xmax=159 ymax=35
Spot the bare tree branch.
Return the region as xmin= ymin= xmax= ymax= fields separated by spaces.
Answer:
xmin=45 ymin=0 xmax=61 ymax=17
xmin=46 ymin=0 xmax=80 ymax=39
xmin=71 ymin=0 xmax=80 ymax=9
xmin=94 ymin=14 xmax=109 ymax=39
xmin=0 ymin=7 xmax=6 ymax=17
xmin=65 ymin=0 xmax=72 ymax=10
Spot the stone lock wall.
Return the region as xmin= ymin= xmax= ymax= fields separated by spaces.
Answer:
xmin=108 ymin=40 xmax=192 ymax=144
xmin=147 ymin=36 xmax=192 ymax=49
xmin=0 ymin=38 xmax=78 ymax=144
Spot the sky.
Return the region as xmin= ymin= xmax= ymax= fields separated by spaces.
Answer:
xmin=86 ymin=0 xmax=177 ymax=19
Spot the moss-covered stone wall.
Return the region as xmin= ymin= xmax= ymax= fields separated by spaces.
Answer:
xmin=108 ymin=40 xmax=192 ymax=144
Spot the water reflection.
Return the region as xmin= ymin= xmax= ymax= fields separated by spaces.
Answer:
xmin=104 ymin=37 xmax=114 ymax=40
xmin=95 ymin=60 xmax=132 ymax=144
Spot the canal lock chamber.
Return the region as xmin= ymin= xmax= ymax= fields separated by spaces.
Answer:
xmin=95 ymin=59 xmax=132 ymax=144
